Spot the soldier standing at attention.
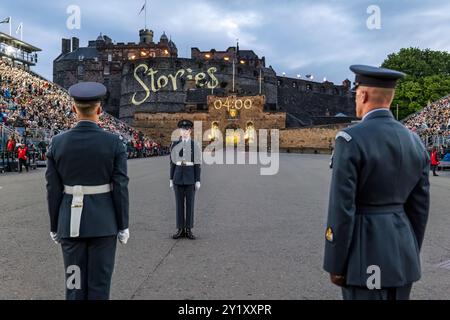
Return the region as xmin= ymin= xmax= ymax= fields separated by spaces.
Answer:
xmin=324 ymin=65 xmax=430 ymax=300
xmin=170 ymin=120 xmax=202 ymax=240
xmin=46 ymin=82 xmax=130 ymax=300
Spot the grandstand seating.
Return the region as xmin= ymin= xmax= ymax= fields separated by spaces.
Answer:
xmin=0 ymin=59 xmax=167 ymax=173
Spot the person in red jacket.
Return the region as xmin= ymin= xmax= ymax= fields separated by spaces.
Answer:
xmin=7 ymin=136 xmax=15 ymax=152
xmin=17 ymin=144 xmax=29 ymax=173
xmin=431 ymin=147 xmax=440 ymax=177
xmin=6 ymin=136 xmax=16 ymax=166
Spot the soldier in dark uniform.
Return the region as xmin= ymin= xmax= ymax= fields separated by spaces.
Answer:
xmin=46 ymin=82 xmax=130 ymax=300
xmin=170 ymin=120 xmax=202 ymax=240
xmin=324 ymin=65 xmax=430 ymax=300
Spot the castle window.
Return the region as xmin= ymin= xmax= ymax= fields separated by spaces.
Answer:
xmin=293 ymin=82 xmax=297 ymax=88
xmin=209 ymin=122 xmax=220 ymax=141
xmin=306 ymin=84 xmax=312 ymax=91
xmin=277 ymin=80 xmax=283 ymax=87
xmin=104 ymin=64 xmax=110 ymax=75
xmin=245 ymin=122 xmax=256 ymax=143
xmin=77 ymin=65 xmax=84 ymax=76
xmin=321 ymin=86 xmax=326 ymax=93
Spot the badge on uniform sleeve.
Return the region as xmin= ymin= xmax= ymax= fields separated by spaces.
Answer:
xmin=336 ymin=131 xmax=352 ymax=142
xmin=329 ymin=151 xmax=334 ymax=169
xmin=326 ymin=227 xmax=334 ymax=243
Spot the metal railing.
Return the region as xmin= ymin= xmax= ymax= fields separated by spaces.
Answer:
xmin=1 ymin=122 xmax=14 ymax=145
xmin=1 ymin=123 xmax=13 ymax=171
xmin=422 ymin=134 xmax=450 ymax=149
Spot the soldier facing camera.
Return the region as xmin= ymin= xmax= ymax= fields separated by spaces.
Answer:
xmin=169 ymin=120 xmax=202 ymax=240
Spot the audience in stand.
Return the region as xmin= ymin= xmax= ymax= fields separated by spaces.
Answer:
xmin=0 ymin=59 xmax=168 ymax=167
xmin=404 ymin=96 xmax=450 ymax=137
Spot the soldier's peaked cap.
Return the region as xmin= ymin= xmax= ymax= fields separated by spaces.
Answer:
xmin=350 ymin=65 xmax=406 ymax=90
xmin=68 ymin=82 xmax=107 ymax=103
xmin=178 ymin=120 xmax=194 ymax=129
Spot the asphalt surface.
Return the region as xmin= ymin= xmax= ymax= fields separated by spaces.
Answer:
xmin=0 ymin=153 xmax=449 ymax=300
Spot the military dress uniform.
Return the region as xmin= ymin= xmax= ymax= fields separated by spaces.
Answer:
xmin=323 ymin=66 xmax=430 ymax=300
xmin=170 ymin=120 xmax=202 ymax=240
xmin=46 ymin=82 xmax=129 ymax=300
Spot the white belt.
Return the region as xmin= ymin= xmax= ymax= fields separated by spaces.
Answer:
xmin=64 ymin=184 xmax=112 ymax=238
xmin=176 ymin=161 xmax=194 ymax=166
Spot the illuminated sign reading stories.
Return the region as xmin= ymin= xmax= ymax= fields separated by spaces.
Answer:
xmin=132 ymin=64 xmax=219 ymax=105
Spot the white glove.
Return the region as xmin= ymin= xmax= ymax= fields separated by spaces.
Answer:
xmin=195 ymin=182 xmax=201 ymax=191
xmin=50 ymin=232 xmax=60 ymax=245
xmin=118 ymin=229 xmax=130 ymax=245
xmin=169 ymin=180 xmax=174 ymax=190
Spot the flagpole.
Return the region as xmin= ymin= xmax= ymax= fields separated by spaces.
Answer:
xmin=145 ymin=0 xmax=147 ymax=30
xmin=9 ymin=16 xmax=12 ymax=36
xmin=232 ymin=40 xmax=237 ymax=93
xmin=259 ymin=66 xmax=262 ymax=95
xmin=232 ymin=56 xmax=235 ymax=93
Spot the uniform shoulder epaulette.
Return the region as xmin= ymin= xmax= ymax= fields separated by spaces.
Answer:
xmin=336 ymin=131 xmax=352 ymax=142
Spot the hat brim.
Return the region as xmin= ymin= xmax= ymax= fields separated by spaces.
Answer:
xmin=73 ymin=97 xmax=104 ymax=104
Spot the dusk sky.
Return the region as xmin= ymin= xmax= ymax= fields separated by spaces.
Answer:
xmin=1 ymin=0 xmax=449 ymax=83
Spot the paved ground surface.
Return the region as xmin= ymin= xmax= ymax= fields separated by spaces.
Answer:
xmin=0 ymin=153 xmax=449 ymax=300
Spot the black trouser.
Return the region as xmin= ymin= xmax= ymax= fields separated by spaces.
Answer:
xmin=18 ymin=159 xmax=28 ymax=172
xmin=60 ymin=236 xmax=117 ymax=300
xmin=432 ymin=165 xmax=438 ymax=175
xmin=174 ymin=184 xmax=196 ymax=229
xmin=6 ymin=152 xmax=13 ymax=167
xmin=342 ymin=283 xmax=413 ymax=300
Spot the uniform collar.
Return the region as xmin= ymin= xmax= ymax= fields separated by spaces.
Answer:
xmin=362 ymin=108 xmax=394 ymax=121
xmin=75 ymin=120 xmax=100 ymax=129
xmin=182 ymin=137 xmax=191 ymax=143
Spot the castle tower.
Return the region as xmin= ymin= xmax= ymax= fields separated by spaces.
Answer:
xmin=139 ymin=29 xmax=154 ymax=44
xmin=160 ymin=31 xmax=169 ymax=44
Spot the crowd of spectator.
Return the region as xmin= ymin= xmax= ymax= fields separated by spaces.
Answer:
xmin=0 ymin=59 xmax=168 ymax=172
xmin=402 ymin=95 xmax=450 ymax=174
xmin=404 ymin=96 xmax=450 ymax=138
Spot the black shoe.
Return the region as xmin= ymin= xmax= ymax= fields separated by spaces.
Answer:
xmin=186 ymin=229 xmax=196 ymax=240
xmin=434 ymin=174 xmax=439 ymax=176
xmin=172 ymin=229 xmax=185 ymax=239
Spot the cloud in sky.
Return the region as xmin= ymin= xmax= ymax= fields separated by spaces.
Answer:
xmin=0 ymin=0 xmax=448 ymax=83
